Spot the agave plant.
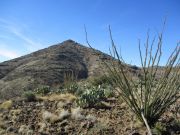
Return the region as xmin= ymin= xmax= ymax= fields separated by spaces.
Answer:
xmin=85 ymin=24 xmax=180 ymax=134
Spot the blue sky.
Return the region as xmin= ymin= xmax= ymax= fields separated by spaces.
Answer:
xmin=0 ymin=0 xmax=179 ymax=66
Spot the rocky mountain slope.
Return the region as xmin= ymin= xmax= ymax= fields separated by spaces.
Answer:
xmin=0 ymin=40 xmax=140 ymax=100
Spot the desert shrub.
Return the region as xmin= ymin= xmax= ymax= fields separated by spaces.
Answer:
xmin=105 ymin=27 xmax=179 ymax=134
xmin=57 ymin=82 xmax=83 ymax=95
xmin=73 ymin=86 xmax=84 ymax=96
xmin=76 ymin=86 xmax=106 ymax=108
xmin=42 ymin=111 xmax=59 ymax=123
xmin=63 ymin=70 xmax=78 ymax=86
xmin=60 ymin=70 xmax=83 ymax=94
xmin=34 ymin=86 xmax=50 ymax=95
xmin=152 ymin=122 xmax=167 ymax=135
xmin=64 ymin=82 xmax=79 ymax=94
xmin=71 ymin=107 xmax=85 ymax=120
xmin=103 ymin=85 xmax=115 ymax=98
xmin=151 ymin=120 xmax=180 ymax=135
xmin=90 ymin=75 xmax=114 ymax=87
xmin=167 ymin=119 xmax=180 ymax=134
xmin=85 ymin=25 xmax=180 ymax=134
xmin=23 ymin=91 xmax=36 ymax=102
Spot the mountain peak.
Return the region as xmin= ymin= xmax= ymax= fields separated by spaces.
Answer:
xmin=0 ymin=40 xmax=114 ymax=99
xmin=62 ymin=39 xmax=76 ymax=44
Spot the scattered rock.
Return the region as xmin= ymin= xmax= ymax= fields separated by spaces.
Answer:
xmin=6 ymin=126 xmax=17 ymax=133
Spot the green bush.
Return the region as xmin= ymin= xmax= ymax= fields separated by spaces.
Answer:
xmin=23 ymin=91 xmax=36 ymax=102
xmin=103 ymin=86 xmax=115 ymax=98
xmin=90 ymin=75 xmax=114 ymax=87
xmin=76 ymin=86 xmax=106 ymax=108
xmin=57 ymin=82 xmax=81 ymax=95
xmin=64 ymin=82 xmax=79 ymax=94
xmin=73 ymin=86 xmax=84 ymax=96
xmin=35 ymin=86 xmax=50 ymax=95
xmin=152 ymin=122 xmax=167 ymax=135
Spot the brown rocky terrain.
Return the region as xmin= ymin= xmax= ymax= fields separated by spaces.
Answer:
xmin=0 ymin=92 xmax=179 ymax=135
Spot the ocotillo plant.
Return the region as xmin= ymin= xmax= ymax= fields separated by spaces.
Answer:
xmin=85 ymin=25 xmax=180 ymax=135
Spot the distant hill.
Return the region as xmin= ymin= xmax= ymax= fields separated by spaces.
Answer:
xmin=0 ymin=40 xmax=140 ymax=99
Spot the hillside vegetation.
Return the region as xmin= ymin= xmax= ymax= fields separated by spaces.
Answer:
xmin=0 ymin=36 xmax=179 ymax=134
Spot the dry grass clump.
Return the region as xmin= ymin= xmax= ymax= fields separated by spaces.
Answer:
xmin=42 ymin=111 xmax=59 ymax=123
xmin=0 ymin=116 xmax=6 ymax=130
xmin=86 ymin=114 xmax=97 ymax=123
xmin=10 ymin=109 xmax=22 ymax=124
xmin=71 ymin=107 xmax=85 ymax=120
xmin=10 ymin=109 xmax=21 ymax=116
xmin=0 ymin=100 xmax=13 ymax=110
xmin=18 ymin=125 xmax=33 ymax=135
xmin=56 ymin=101 xmax=68 ymax=108
xmin=38 ymin=122 xmax=47 ymax=133
xmin=42 ymin=109 xmax=71 ymax=124
xmin=59 ymin=109 xmax=70 ymax=120
xmin=39 ymin=93 xmax=76 ymax=103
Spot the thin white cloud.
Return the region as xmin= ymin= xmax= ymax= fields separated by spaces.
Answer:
xmin=0 ymin=48 xmax=20 ymax=59
xmin=9 ymin=26 xmax=43 ymax=52
xmin=0 ymin=18 xmax=43 ymax=52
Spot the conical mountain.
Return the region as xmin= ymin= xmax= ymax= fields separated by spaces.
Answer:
xmin=0 ymin=39 xmax=123 ymax=99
